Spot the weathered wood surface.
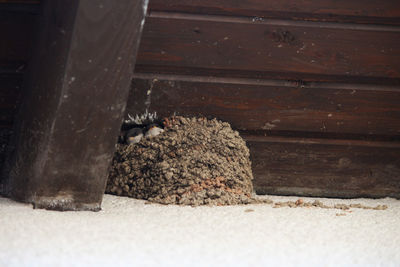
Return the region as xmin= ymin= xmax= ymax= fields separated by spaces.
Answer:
xmin=0 ymin=74 xmax=22 ymax=127
xmin=136 ymin=15 xmax=400 ymax=84
xmin=247 ymin=135 xmax=400 ymax=198
xmin=1 ymin=0 xmax=399 ymax=200
xmin=0 ymin=13 xmax=36 ymax=67
xmin=0 ymin=2 xmax=38 ymax=191
xmin=0 ymin=0 xmax=39 ymax=3
xmin=149 ymin=0 xmax=400 ymax=25
xmin=3 ymin=0 xmax=148 ymax=210
xmin=129 ymin=2 xmax=400 ymax=199
xmin=130 ymin=76 xmax=400 ymax=137
xmin=0 ymin=1 xmax=40 ymax=13
xmin=128 ymin=75 xmax=400 ymax=198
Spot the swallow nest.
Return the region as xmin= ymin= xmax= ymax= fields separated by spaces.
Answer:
xmin=106 ymin=116 xmax=255 ymax=205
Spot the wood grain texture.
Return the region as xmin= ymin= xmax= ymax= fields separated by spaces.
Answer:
xmin=129 ymin=76 xmax=400 ymax=137
xmin=0 ymin=13 xmax=36 ymax=65
xmin=128 ymin=74 xmax=400 ymax=198
xmin=0 ymin=0 xmax=40 ymax=13
xmin=0 ymin=0 xmax=39 ymax=3
xmin=0 ymin=74 xmax=22 ymax=127
xmin=2 ymin=0 xmax=398 ymax=200
xmin=3 ymin=0 xmax=148 ymax=210
xmin=149 ymin=0 xmax=400 ymax=25
xmin=131 ymin=2 xmax=400 ymax=199
xmin=0 ymin=1 xmax=39 ymax=180
xmin=136 ymin=16 xmax=400 ymax=83
xmin=247 ymin=135 xmax=400 ymax=198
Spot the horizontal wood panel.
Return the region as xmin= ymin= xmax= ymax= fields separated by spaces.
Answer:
xmin=0 ymin=3 xmax=40 ymax=13
xmin=0 ymin=74 xmax=22 ymax=127
xmin=129 ymin=76 xmax=400 ymax=137
xmin=149 ymin=0 xmax=400 ymax=25
xmin=135 ymin=65 xmax=400 ymax=86
xmin=0 ymin=0 xmax=39 ymax=3
xmin=247 ymin=135 xmax=400 ymax=198
xmin=0 ymin=10 xmax=36 ymax=127
xmin=0 ymin=128 xmax=13 ymax=180
xmin=136 ymin=16 xmax=400 ymax=83
xmin=0 ymin=13 xmax=36 ymax=63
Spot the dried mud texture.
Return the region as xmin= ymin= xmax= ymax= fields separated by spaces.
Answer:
xmin=106 ymin=116 xmax=256 ymax=206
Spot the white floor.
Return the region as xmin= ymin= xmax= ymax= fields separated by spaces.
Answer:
xmin=0 ymin=194 xmax=399 ymax=267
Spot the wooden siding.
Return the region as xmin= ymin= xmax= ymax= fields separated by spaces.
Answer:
xmin=1 ymin=0 xmax=399 ymax=198
xmin=130 ymin=0 xmax=400 ymax=198
xmin=0 ymin=4 xmax=38 ymax=128
xmin=148 ymin=0 xmax=400 ymax=25
xmin=130 ymin=76 xmax=400 ymax=137
xmin=137 ymin=15 xmax=400 ymax=83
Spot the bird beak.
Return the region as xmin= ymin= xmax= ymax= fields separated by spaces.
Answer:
xmin=128 ymin=136 xmax=140 ymax=144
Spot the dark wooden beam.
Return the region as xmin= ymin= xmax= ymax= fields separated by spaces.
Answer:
xmin=3 ymin=0 xmax=148 ymax=210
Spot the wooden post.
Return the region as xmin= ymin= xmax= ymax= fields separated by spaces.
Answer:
xmin=4 ymin=0 xmax=148 ymax=210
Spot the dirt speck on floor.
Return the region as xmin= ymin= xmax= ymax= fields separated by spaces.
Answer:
xmin=273 ymin=199 xmax=388 ymax=210
xmin=106 ymin=116 xmax=258 ymax=206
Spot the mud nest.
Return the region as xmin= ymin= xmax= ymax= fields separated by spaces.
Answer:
xmin=106 ymin=116 xmax=255 ymax=205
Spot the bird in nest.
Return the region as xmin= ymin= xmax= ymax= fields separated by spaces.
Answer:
xmin=120 ymin=110 xmax=164 ymax=145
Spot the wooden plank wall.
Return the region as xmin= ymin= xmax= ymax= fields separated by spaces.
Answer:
xmin=0 ymin=1 xmax=38 ymax=128
xmin=0 ymin=0 xmax=39 ymax=189
xmin=1 ymin=0 xmax=399 ymax=198
xmin=129 ymin=0 xmax=400 ymax=198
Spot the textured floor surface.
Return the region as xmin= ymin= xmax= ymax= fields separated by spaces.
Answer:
xmin=0 ymin=194 xmax=399 ymax=267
